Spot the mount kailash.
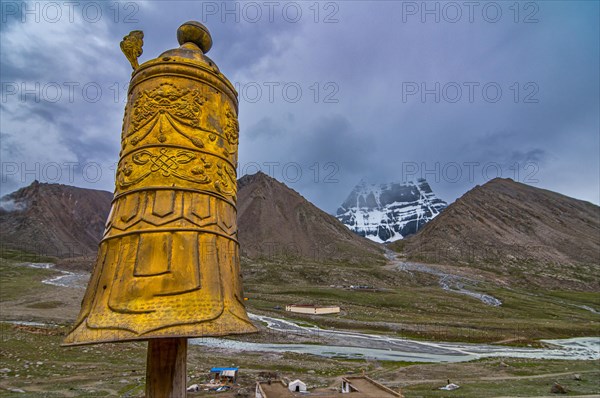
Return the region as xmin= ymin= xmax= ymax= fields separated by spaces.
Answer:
xmin=336 ymin=179 xmax=447 ymax=243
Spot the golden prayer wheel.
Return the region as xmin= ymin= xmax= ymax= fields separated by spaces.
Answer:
xmin=64 ymin=22 xmax=257 ymax=346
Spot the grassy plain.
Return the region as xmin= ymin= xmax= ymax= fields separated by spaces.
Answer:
xmin=0 ymin=251 xmax=598 ymax=397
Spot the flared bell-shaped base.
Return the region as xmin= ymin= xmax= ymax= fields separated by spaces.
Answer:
xmin=63 ymin=204 xmax=257 ymax=346
xmin=64 ymin=308 xmax=257 ymax=346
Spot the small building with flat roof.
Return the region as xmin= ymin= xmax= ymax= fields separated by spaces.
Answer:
xmin=286 ymin=304 xmax=340 ymax=315
xmin=210 ymin=367 xmax=238 ymax=384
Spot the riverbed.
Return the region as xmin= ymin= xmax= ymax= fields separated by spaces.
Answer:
xmin=191 ymin=314 xmax=599 ymax=363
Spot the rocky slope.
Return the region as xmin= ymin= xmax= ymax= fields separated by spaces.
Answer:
xmin=336 ymin=179 xmax=447 ymax=242
xmin=1 ymin=176 xmax=385 ymax=265
xmin=238 ymin=172 xmax=384 ymax=264
xmin=0 ymin=181 xmax=113 ymax=258
xmin=392 ymin=178 xmax=600 ymax=290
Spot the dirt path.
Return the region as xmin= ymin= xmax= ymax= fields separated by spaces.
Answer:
xmin=493 ymin=396 xmax=600 ymax=398
xmin=393 ymin=369 xmax=599 ymax=385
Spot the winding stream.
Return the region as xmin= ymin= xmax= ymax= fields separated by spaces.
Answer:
xmin=385 ymin=250 xmax=502 ymax=306
xmin=20 ymin=262 xmax=88 ymax=289
xmin=16 ymin=262 xmax=599 ymax=363
xmin=395 ymin=261 xmax=502 ymax=306
xmin=42 ymin=270 xmax=88 ymax=289
xmin=191 ymin=314 xmax=600 ymax=363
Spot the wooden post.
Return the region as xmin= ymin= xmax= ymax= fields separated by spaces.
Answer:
xmin=146 ymin=338 xmax=187 ymax=397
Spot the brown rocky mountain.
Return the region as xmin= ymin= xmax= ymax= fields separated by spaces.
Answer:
xmin=392 ymin=178 xmax=600 ymax=290
xmin=0 ymin=181 xmax=113 ymax=259
xmin=5 ymin=176 xmax=597 ymax=288
xmin=0 ymin=174 xmax=384 ymax=265
xmin=237 ymin=172 xmax=384 ymax=264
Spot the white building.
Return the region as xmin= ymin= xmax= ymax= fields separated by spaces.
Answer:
xmin=255 ymin=376 xmax=403 ymax=397
xmin=288 ymin=379 xmax=307 ymax=393
xmin=285 ymin=304 xmax=340 ymax=315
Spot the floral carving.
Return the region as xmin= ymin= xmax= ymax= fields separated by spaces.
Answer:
xmin=126 ymin=83 xmax=207 ymax=148
xmin=224 ymin=104 xmax=239 ymax=146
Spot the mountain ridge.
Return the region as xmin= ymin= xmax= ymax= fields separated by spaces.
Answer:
xmin=3 ymin=176 xmax=598 ymax=291
xmin=0 ymin=180 xmax=113 ymax=259
xmin=393 ymin=178 xmax=600 ymax=290
xmin=1 ymin=174 xmax=385 ymax=266
xmin=238 ymin=172 xmax=384 ymax=264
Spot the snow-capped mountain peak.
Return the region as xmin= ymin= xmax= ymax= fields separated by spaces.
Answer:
xmin=336 ymin=178 xmax=447 ymax=243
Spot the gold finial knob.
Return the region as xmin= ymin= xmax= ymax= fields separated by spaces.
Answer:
xmin=177 ymin=21 xmax=212 ymax=54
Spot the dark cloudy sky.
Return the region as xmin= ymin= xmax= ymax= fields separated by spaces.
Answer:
xmin=1 ymin=1 xmax=598 ymax=213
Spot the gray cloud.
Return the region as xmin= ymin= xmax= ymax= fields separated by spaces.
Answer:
xmin=246 ymin=116 xmax=282 ymax=139
xmin=1 ymin=0 xmax=598 ymax=212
